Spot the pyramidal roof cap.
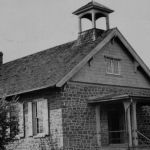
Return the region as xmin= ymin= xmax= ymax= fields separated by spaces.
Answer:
xmin=73 ymin=1 xmax=114 ymax=15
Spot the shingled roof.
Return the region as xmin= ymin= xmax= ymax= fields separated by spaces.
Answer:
xmin=1 ymin=29 xmax=112 ymax=96
xmin=1 ymin=27 xmax=150 ymax=96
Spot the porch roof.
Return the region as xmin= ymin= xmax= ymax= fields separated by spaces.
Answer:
xmin=87 ymin=94 xmax=150 ymax=104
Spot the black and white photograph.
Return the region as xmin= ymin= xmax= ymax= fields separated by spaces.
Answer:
xmin=0 ymin=0 xmax=150 ymax=150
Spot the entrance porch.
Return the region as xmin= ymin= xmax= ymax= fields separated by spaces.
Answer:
xmin=88 ymin=94 xmax=150 ymax=150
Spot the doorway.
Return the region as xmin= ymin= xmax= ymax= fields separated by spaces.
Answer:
xmin=107 ymin=103 xmax=127 ymax=144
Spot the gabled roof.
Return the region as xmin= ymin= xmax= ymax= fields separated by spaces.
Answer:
xmin=1 ymin=28 xmax=150 ymax=97
xmin=73 ymin=1 xmax=114 ymax=15
xmin=1 ymin=29 xmax=112 ymax=96
xmin=56 ymin=28 xmax=150 ymax=87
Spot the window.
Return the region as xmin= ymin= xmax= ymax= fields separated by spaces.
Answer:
xmin=16 ymin=99 xmax=48 ymax=138
xmin=32 ymin=99 xmax=48 ymax=137
xmin=32 ymin=101 xmax=44 ymax=135
xmin=105 ymin=57 xmax=120 ymax=75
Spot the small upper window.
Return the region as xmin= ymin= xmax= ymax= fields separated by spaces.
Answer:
xmin=105 ymin=57 xmax=120 ymax=75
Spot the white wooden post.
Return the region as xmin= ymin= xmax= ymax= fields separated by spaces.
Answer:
xmin=78 ymin=17 xmax=82 ymax=33
xmin=92 ymin=11 xmax=96 ymax=29
xmin=123 ymin=101 xmax=132 ymax=147
xmin=131 ymin=101 xmax=138 ymax=146
xmin=106 ymin=15 xmax=110 ymax=30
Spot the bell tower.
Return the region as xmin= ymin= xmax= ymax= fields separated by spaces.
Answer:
xmin=73 ymin=1 xmax=114 ymax=34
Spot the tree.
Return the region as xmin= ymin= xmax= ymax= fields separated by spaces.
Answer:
xmin=0 ymin=96 xmax=19 ymax=150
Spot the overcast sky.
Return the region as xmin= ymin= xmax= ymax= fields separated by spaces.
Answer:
xmin=0 ymin=0 xmax=150 ymax=67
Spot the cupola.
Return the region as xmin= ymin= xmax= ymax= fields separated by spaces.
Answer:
xmin=73 ymin=1 xmax=114 ymax=34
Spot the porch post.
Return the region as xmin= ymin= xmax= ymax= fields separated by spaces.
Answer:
xmin=78 ymin=17 xmax=82 ymax=33
xmin=131 ymin=101 xmax=138 ymax=147
xmin=123 ymin=101 xmax=132 ymax=147
xmin=106 ymin=15 xmax=110 ymax=30
xmin=96 ymin=105 xmax=101 ymax=147
xmin=92 ymin=11 xmax=96 ymax=29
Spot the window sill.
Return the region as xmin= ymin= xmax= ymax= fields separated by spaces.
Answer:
xmin=106 ymin=73 xmax=122 ymax=77
xmin=33 ymin=133 xmax=48 ymax=138
xmin=15 ymin=135 xmax=24 ymax=140
xmin=104 ymin=55 xmax=122 ymax=60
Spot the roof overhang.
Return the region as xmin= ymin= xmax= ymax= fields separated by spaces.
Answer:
xmin=1 ymin=84 xmax=57 ymax=98
xmin=87 ymin=94 xmax=150 ymax=104
xmin=73 ymin=6 xmax=114 ymax=16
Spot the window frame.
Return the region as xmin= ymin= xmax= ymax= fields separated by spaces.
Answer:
xmin=105 ymin=56 xmax=121 ymax=75
xmin=32 ymin=100 xmax=45 ymax=137
xmin=32 ymin=100 xmax=44 ymax=136
xmin=22 ymin=99 xmax=48 ymax=138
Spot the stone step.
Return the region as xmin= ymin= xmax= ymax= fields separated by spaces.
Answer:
xmin=100 ymin=143 xmax=150 ymax=150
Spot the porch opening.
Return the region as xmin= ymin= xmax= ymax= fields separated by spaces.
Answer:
xmin=107 ymin=103 xmax=127 ymax=144
xmin=89 ymin=94 xmax=150 ymax=148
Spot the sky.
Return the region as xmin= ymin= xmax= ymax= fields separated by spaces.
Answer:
xmin=0 ymin=0 xmax=150 ymax=67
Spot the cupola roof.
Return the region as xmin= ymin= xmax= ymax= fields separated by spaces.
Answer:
xmin=73 ymin=1 xmax=114 ymax=17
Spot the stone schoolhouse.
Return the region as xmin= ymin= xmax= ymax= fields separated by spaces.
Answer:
xmin=2 ymin=1 xmax=150 ymax=150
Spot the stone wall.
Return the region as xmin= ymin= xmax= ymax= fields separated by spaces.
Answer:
xmin=6 ymin=88 xmax=64 ymax=150
xmin=50 ymin=109 xmax=63 ymax=148
xmin=137 ymin=103 xmax=150 ymax=144
xmin=6 ymin=82 xmax=150 ymax=150
xmin=61 ymin=82 xmax=150 ymax=149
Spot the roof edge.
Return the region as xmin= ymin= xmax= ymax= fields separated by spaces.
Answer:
xmin=2 ymin=84 xmax=56 ymax=98
xmin=88 ymin=94 xmax=150 ymax=104
xmin=115 ymin=28 xmax=150 ymax=79
xmin=3 ymin=40 xmax=76 ymax=66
